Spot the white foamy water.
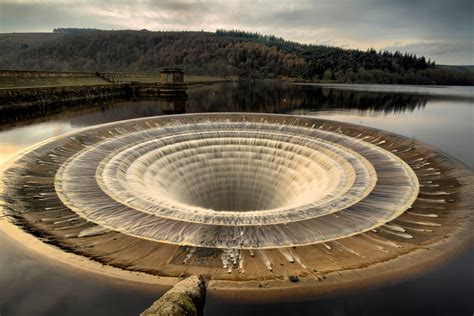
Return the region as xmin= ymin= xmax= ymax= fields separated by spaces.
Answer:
xmin=52 ymin=116 xmax=418 ymax=249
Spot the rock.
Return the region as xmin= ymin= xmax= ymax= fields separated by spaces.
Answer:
xmin=140 ymin=275 xmax=206 ymax=316
xmin=288 ymin=275 xmax=299 ymax=283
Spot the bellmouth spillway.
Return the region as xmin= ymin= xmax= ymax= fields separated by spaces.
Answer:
xmin=1 ymin=113 xmax=473 ymax=300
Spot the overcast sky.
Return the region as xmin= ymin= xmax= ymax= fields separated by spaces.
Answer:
xmin=0 ymin=0 xmax=472 ymax=65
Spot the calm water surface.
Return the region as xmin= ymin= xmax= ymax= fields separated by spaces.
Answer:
xmin=0 ymin=82 xmax=473 ymax=315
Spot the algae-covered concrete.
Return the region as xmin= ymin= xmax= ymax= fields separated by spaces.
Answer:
xmin=141 ymin=275 xmax=206 ymax=316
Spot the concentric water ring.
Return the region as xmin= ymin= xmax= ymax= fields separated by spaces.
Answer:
xmin=52 ymin=120 xmax=418 ymax=249
xmin=1 ymin=113 xmax=472 ymax=298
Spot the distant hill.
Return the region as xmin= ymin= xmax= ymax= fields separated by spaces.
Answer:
xmin=438 ymin=64 xmax=474 ymax=73
xmin=0 ymin=29 xmax=472 ymax=85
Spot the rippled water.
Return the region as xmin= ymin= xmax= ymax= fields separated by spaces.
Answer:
xmin=0 ymin=82 xmax=473 ymax=315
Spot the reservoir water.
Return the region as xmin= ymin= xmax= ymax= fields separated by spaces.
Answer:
xmin=0 ymin=82 xmax=472 ymax=315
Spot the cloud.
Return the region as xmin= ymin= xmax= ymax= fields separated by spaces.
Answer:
xmin=384 ymin=41 xmax=474 ymax=65
xmin=0 ymin=0 xmax=472 ymax=64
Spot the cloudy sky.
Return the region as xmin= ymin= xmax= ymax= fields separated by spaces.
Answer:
xmin=0 ymin=0 xmax=472 ymax=65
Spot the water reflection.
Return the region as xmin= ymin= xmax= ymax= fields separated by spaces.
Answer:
xmin=0 ymin=232 xmax=156 ymax=316
xmin=185 ymin=82 xmax=427 ymax=114
xmin=159 ymin=94 xmax=188 ymax=114
xmin=1 ymin=82 xmax=430 ymax=130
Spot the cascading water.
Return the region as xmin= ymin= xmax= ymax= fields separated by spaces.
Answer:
xmin=1 ymin=113 xmax=472 ymax=300
xmin=55 ymin=120 xmax=418 ymax=249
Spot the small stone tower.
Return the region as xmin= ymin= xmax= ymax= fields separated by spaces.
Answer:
xmin=159 ymin=68 xmax=184 ymax=84
xmin=159 ymin=68 xmax=187 ymax=96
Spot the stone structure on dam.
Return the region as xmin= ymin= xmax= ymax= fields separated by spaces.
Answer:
xmin=159 ymin=68 xmax=187 ymax=96
xmin=0 ymin=113 xmax=472 ymax=301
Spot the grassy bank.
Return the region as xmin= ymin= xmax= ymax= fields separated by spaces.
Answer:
xmin=0 ymin=76 xmax=111 ymax=88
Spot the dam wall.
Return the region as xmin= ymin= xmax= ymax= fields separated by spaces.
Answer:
xmin=0 ymin=69 xmax=99 ymax=78
xmin=0 ymin=84 xmax=134 ymax=124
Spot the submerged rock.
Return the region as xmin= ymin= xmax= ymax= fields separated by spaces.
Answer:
xmin=140 ymin=275 xmax=206 ymax=316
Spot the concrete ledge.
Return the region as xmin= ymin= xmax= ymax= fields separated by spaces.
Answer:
xmin=141 ymin=275 xmax=206 ymax=316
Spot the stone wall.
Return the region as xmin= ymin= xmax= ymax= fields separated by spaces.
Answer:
xmin=0 ymin=69 xmax=97 ymax=78
xmin=0 ymin=84 xmax=130 ymax=124
xmin=0 ymin=82 xmax=184 ymax=125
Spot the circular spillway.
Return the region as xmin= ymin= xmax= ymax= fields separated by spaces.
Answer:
xmin=1 ymin=113 xmax=472 ymax=300
xmin=54 ymin=120 xmax=417 ymax=248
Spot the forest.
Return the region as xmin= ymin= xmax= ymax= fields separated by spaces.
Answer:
xmin=0 ymin=28 xmax=472 ymax=85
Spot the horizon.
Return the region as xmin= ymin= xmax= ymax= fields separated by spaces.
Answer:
xmin=0 ymin=0 xmax=472 ymax=65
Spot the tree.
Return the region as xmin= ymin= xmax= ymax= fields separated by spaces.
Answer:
xmin=323 ymin=70 xmax=333 ymax=81
xmin=1 ymin=29 xmax=471 ymax=85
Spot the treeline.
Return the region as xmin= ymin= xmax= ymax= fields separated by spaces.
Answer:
xmin=0 ymin=29 xmax=472 ymax=85
xmin=53 ymin=28 xmax=103 ymax=34
xmin=216 ymin=29 xmax=288 ymax=44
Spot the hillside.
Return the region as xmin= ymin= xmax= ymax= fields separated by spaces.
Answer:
xmin=0 ymin=29 xmax=472 ymax=85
